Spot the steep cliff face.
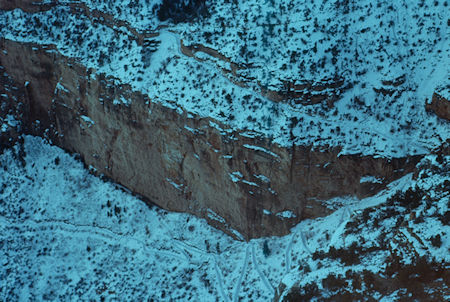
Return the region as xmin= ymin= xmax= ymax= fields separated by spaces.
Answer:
xmin=1 ymin=1 xmax=449 ymax=301
xmin=0 ymin=39 xmax=420 ymax=239
xmin=0 ymin=58 xmax=28 ymax=152
xmin=1 ymin=0 xmax=448 ymax=240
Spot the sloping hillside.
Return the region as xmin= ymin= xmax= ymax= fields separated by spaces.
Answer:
xmin=0 ymin=0 xmax=449 ymax=300
xmin=1 ymin=0 xmax=448 ymax=156
xmin=0 ymin=137 xmax=447 ymax=301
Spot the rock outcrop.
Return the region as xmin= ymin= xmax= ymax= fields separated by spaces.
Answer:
xmin=0 ymin=0 xmax=54 ymax=12
xmin=180 ymin=40 xmax=349 ymax=107
xmin=0 ymin=61 xmax=28 ymax=152
xmin=0 ymin=39 xmax=420 ymax=239
xmin=426 ymin=92 xmax=450 ymax=122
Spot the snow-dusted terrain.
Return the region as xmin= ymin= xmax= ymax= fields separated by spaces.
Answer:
xmin=1 ymin=137 xmax=448 ymax=300
xmin=1 ymin=0 xmax=449 ymax=300
xmin=0 ymin=0 xmax=448 ymax=156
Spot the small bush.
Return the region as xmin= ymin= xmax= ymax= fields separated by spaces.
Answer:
xmin=430 ymin=234 xmax=442 ymax=248
xmin=362 ymin=208 xmax=371 ymax=221
xmin=155 ymin=0 xmax=208 ymax=23
xmin=387 ymin=187 xmax=424 ymax=210
xmin=262 ymin=240 xmax=271 ymax=257
xmin=439 ymin=211 xmax=450 ymax=226
xmin=284 ymin=283 xmax=319 ymax=301
xmin=322 ymin=274 xmax=346 ymax=291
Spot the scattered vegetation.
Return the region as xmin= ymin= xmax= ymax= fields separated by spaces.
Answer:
xmin=155 ymin=0 xmax=208 ymax=23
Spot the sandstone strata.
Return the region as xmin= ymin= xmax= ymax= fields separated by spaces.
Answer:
xmin=0 ymin=39 xmax=421 ymax=239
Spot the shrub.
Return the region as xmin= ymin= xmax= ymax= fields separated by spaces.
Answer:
xmin=284 ymin=283 xmax=319 ymax=301
xmin=362 ymin=208 xmax=371 ymax=221
xmin=155 ymin=0 xmax=208 ymax=23
xmin=262 ymin=240 xmax=271 ymax=257
xmin=430 ymin=234 xmax=442 ymax=248
xmin=440 ymin=211 xmax=450 ymax=226
xmin=387 ymin=187 xmax=424 ymax=210
xmin=322 ymin=274 xmax=347 ymax=291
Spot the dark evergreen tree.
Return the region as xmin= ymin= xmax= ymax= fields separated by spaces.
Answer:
xmin=263 ymin=240 xmax=271 ymax=257
xmin=156 ymin=0 xmax=208 ymax=23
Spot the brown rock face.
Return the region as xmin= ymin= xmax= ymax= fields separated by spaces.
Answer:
xmin=426 ymin=92 xmax=450 ymax=121
xmin=0 ymin=0 xmax=55 ymax=12
xmin=0 ymin=39 xmax=421 ymax=240
xmin=0 ymin=60 xmax=28 ymax=152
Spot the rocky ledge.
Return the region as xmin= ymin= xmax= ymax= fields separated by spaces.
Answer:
xmin=426 ymin=92 xmax=450 ymax=122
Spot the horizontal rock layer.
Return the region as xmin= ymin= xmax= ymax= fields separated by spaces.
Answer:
xmin=0 ymin=39 xmax=421 ymax=239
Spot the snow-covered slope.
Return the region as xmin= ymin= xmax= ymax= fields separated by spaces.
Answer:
xmin=278 ymin=150 xmax=450 ymax=300
xmin=1 ymin=136 xmax=448 ymax=301
xmin=1 ymin=1 xmax=449 ymax=300
xmin=0 ymin=0 xmax=448 ymax=156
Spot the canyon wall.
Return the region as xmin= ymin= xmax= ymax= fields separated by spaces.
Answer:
xmin=0 ymin=39 xmax=421 ymax=239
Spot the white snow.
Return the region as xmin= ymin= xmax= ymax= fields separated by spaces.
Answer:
xmin=55 ymin=82 xmax=70 ymax=93
xmin=0 ymin=1 xmax=447 ymax=157
xmin=243 ymin=144 xmax=280 ymax=159
xmin=166 ymin=177 xmax=183 ymax=191
xmin=254 ymin=174 xmax=270 ymax=183
xmin=229 ymin=171 xmax=243 ymax=183
xmin=113 ymin=96 xmax=130 ymax=106
xmin=184 ymin=125 xmax=199 ymax=134
xmin=360 ymin=175 xmax=383 ymax=184
xmin=263 ymin=209 xmax=272 ymax=215
xmin=1 ymin=1 xmax=449 ymax=298
xmin=276 ymin=211 xmax=297 ymax=219
xmin=80 ymin=115 xmax=95 ymax=126
xmin=0 ymin=136 xmax=447 ymax=300
xmin=1 ymin=114 xmax=19 ymax=132
xmin=241 ymin=179 xmax=259 ymax=187
xmin=206 ymin=209 xmax=226 ymax=224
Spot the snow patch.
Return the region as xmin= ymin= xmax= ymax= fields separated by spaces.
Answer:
xmin=360 ymin=176 xmax=383 ymax=184
xmin=276 ymin=211 xmax=297 ymax=219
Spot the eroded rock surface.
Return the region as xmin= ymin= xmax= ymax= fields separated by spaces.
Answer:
xmin=0 ymin=0 xmax=55 ymax=12
xmin=0 ymin=39 xmax=420 ymax=239
xmin=0 ymin=60 xmax=28 ymax=152
xmin=426 ymin=92 xmax=450 ymax=122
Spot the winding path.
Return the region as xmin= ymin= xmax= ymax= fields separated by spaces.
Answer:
xmin=233 ymin=245 xmax=250 ymax=302
xmin=251 ymin=243 xmax=275 ymax=294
